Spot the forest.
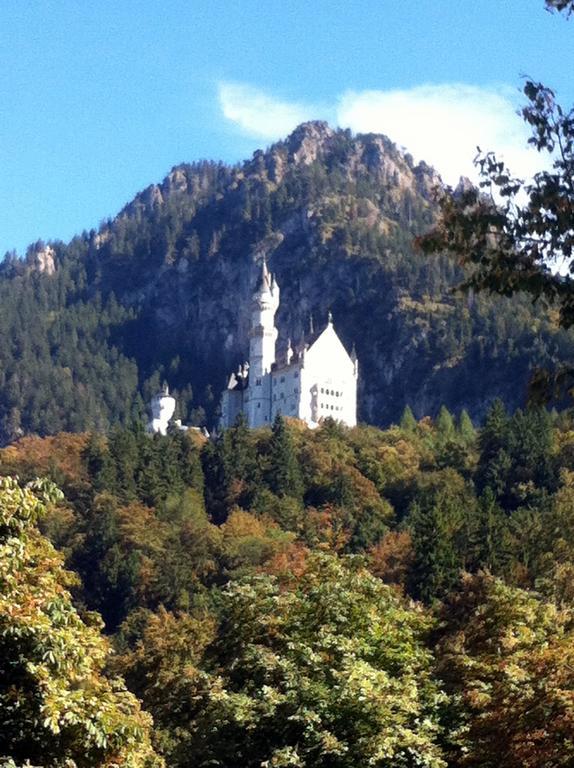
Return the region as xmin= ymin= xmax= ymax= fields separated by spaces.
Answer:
xmin=3 ymin=404 xmax=574 ymax=767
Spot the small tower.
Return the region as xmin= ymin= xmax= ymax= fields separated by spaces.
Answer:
xmin=249 ymin=258 xmax=279 ymax=379
xmin=148 ymin=383 xmax=176 ymax=435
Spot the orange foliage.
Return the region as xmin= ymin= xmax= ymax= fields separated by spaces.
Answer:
xmin=263 ymin=541 xmax=310 ymax=581
xmin=368 ymin=530 xmax=414 ymax=588
xmin=0 ymin=432 xmax=90 ymax=483
xmin=302 ymin=504 xmax=351 ymax=552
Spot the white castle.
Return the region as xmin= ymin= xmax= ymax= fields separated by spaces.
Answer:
xmin=220 ymin=260 xmax=358 ymax=430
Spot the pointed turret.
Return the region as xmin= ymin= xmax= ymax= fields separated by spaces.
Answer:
xmin=249 ymin=257 xmax=280 ymax=378
xmin=254 ymin=257 xmax=273 ymax=295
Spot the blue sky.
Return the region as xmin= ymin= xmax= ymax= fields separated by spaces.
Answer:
xmin=1 ymin=0 xmax=573 ymax=257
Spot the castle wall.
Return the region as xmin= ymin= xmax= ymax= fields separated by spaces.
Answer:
xmin=270 ymin=362 xmax=303 ymax=421
xmin=220 ymin=388 xmax=244 ymax=429
xmin=245 ymin=372 xmax=272 ymax=428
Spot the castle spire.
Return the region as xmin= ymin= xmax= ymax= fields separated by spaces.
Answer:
xmin=254 ymin=255 xmax=272 ymax=295
xmin=249 ymin=256 xmax=280 ymax=379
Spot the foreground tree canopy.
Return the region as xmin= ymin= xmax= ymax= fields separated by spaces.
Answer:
xmin=0 ymin=476 xmax=162 ymax=768
xmin=116 ymin=553 xmax=446 ymax=768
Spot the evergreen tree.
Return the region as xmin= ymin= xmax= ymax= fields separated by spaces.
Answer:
xmin=267 ymin=414 xmax=304 ymax=501
xmin=435 ymin=405 xmax=455 ymax=439
xmin=82 ymin=432 xmax=116 ymax=493
xmin=202 ymin=414 xmax=260 ymax=523
xmin=458 ymin=408 xmax=476 ymax=443
xmin=407 ymin=470 xmax=475 ymax=602
xmin=108 ymin=427 xmax=138 ymax=503
xmin=477 ymin=399 xmax=511 ymax=498
xmin=400 ymin=404 xmax=417 ymax=431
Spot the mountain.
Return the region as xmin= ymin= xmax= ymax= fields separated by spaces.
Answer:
xmin=1 ymin=121 xmax=573 ymax=443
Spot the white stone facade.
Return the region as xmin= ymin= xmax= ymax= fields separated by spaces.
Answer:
xmin=220 ymin=262 xmax=358 ymax=430
xmin=148 ymin=384 xmax=176 ymax=435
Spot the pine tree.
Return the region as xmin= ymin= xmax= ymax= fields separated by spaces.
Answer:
xmin=399 ymin=405 xmax=417 ymax=431
xmin=435 ymin=405 xmax=455 ymax=438
xmin=267 ymin=414 xmax=304 ymax=501
xmin=477 ymin=399 xmax=511 ymax=498
xmin=458 ymin=408 xmax=476 ymax=443
xmin=82 ymin=432 xmax=116 ymax=493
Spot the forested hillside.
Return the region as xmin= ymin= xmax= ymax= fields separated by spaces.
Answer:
xmin=2 ymin=121 xmax=574 ymax=443
xmin=3 ymin=409 xmax=574 ymax=767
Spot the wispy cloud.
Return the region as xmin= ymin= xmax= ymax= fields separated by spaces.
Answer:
xmin=217 ymin=80 xmax=542 ymax=185
xmin=217 ymin=81 xmax=318 ymax=141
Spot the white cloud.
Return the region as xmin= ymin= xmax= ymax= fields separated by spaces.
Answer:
xmin=217 ymin=80 xmax=542 ymax=185
xmin=336 ymin=84 xmax=541 ymax=185
xmin=217 ymin=81 xmax=318 ymax=141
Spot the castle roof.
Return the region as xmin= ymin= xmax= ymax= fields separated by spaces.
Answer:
xmin=254 ymin=258 xmax=273 ymax=294
xmin=304 ymin=315 xmax=355 ymax=367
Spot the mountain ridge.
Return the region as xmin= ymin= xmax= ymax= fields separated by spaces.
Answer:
xmin=0 ymin=121 xmax=572 ymax=443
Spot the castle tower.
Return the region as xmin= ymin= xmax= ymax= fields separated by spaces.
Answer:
xmin=148 ymin=383 xmax=176 ymax=435
xmin=249 ymin=258 xmax=279 ymax=379
xmin=244 ymin=259 xmax=279 ymax=427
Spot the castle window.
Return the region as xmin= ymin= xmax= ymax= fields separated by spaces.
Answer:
xmin=321 ymin=388 xmax=324 ymax=394
xmin=294 ymin=372 xmax=299 ymax=379
xmin=256 ymin=378 xmax=261 ymax=386
xmin=280 ymin=376 xmax=285 ymax=383
xmin=257 ymin=403 xmax=261 ymax=408
xmin=280 ymin=393 xmax=285 ymax=400
xmin=294 ymin=387 xmax=299 ymax=394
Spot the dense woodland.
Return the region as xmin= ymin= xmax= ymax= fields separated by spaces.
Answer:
xmin=3 ymin=405 xmax=574 ymax=767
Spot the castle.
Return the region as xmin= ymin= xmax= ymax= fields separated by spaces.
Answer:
xmin=219 ymin=260 xmax=358 ymax=430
